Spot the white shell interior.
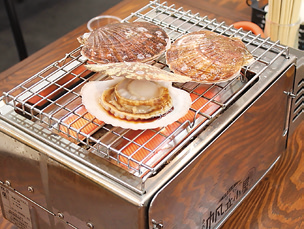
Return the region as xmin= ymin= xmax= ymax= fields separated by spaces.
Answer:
xmin=81 ymin=79 xmax=192 ymax=130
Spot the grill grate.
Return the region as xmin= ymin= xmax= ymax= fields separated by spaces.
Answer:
xmin=2 ymin=0 xmax=290 ymax=178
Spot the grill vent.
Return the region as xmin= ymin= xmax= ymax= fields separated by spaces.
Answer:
xmin=292 ymin=79 xmax=303 ymax=121
xmin=289 ymin=57 xmax=304 ymax=136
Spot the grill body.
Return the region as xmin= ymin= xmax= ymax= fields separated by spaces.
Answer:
xmin=0 ymin=55 xmax=301 ymax=229
xmin=0 ymin=1 xmax=303 ymax=229
xmin=149 ymin=64 xmax=295 ymax=229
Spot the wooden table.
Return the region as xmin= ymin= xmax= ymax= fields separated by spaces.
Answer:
xmin=0 ymin=0 xmax=303 ymax=228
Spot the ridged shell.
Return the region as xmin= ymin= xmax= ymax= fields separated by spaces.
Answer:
xmin=166 ymin=30 xmax=254 ymax=83
xmin=80 ymin=22 xmax=169 ymax=64
xmin=85 ymin=62 xmax=191 ymax=82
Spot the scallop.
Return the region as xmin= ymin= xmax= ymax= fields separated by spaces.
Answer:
xmin=100 ymin=78 xmax=173 ymax=120
xmin=81 ymin=78 xmax=191 ymax=130
xmin=79 ymin=22 xmax=170 ymax=64
xmin=166 ymin=30 xmax=254 ymax=84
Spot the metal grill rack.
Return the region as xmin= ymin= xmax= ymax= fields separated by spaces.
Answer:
xmin=2 ymin=0 xmax=290 ymax=180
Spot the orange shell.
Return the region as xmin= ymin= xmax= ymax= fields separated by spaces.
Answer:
xmin=166 ymin=30 xmax=254 ymax=84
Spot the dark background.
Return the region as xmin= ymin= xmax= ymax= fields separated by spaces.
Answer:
xmin=0 ymin=0 xmax=121 ymax=73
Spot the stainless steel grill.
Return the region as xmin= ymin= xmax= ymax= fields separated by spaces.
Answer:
xmin=1 ymin=1 xmax=303 ymax=229
xmin=2 ymin=0 xmax=291 ymax=180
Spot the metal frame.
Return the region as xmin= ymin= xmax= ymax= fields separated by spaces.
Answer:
xmin=2 ymin=0 xmax=290 ymax=181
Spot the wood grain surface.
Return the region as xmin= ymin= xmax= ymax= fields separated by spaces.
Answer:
xmin=223 ymin=121 xmax=304 ymax=228
xmin=0 ymin=0 xmax=303 ymax=228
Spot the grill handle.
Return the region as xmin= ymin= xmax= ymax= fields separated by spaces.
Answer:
xmin=283 ymin=90 xmax=296 ymax=137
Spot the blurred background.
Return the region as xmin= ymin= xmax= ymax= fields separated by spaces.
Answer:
xmin=0 ymin=0 xmax=121 ymax=73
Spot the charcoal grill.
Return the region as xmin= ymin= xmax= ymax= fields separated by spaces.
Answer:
xmin=0 ymin=1 xmax=303 ymax=228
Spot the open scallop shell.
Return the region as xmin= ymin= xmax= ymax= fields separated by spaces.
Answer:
xmin=81 ymin=79 xmax=191 ymax=130
xmin=79 ymin=22 xmax=170 ymax=64
xmin=166 ymin=30 xmax=254 ymax=84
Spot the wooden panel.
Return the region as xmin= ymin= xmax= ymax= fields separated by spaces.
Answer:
xmin=222 ymin=120 xmax=304 ymax=229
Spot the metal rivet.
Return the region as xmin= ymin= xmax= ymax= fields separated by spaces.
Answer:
xmin=58 ymin=212 xmax=64 ymax=219
xmin=86 ymin=222 xmax=94 ymax=228
xmin=5 ymin=180 xmax=11 ymax=186
xmin=28 ymin=186 xmax=34 ymax=193
xmin=152 ymin=219 xmax=163 ymax=229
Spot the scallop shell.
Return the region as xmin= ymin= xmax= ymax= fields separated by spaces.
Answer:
xmin=166 ymin=30 xmax=254 ymax=84
xmin=81 ymin=79 xmax=191 ymax=130
xmin=85 ymin=62 xmax=191 ymax=82
xmin=80 ymin=22 xmax=169 ymax=64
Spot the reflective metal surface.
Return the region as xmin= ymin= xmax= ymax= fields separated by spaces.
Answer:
xmin=148 ymin=65 xmax=295 ymax=229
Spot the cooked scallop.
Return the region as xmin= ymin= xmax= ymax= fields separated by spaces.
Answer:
xmin=79 ymin=22 xmax=170 ymax=64
xmin=166 ymin=30 xmax=254 ymax=83
xmin=100 ymin=78 xmax=173 ymax=120
xmin=81 ymin=78 xmax=191 ymax=130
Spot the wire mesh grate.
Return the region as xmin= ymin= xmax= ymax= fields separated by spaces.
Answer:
xmin=2 ymin=0 xmax=290 ymax=178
